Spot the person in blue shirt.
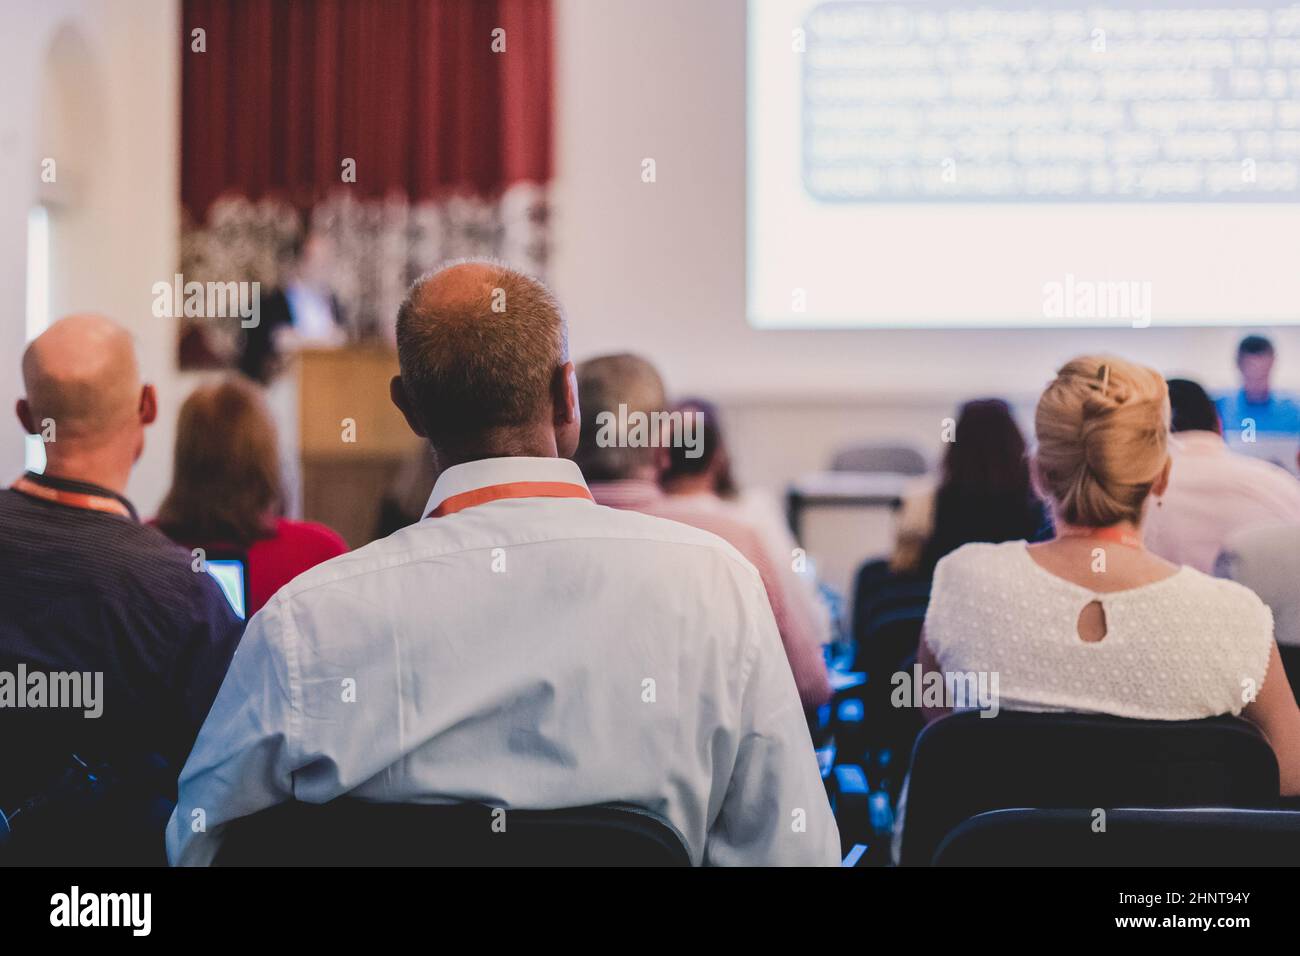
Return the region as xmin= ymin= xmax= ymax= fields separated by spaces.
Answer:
xmin=1217 ymin=335 xmax=1300 ymax=438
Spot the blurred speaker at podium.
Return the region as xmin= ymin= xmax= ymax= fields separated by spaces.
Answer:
xmin=238 ymin=232 xmax=348 ymax=386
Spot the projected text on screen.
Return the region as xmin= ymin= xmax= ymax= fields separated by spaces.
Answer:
xmin=802 ymin=1 xmax=1300 ymax=202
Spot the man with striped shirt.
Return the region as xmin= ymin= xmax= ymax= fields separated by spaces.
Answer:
xmin=2 ymin=315 xmax=243 ymax=864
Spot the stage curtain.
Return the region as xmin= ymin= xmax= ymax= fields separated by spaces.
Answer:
xmin=178 ymin=0 xmax=552 ymax=357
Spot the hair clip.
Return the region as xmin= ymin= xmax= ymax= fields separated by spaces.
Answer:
xmin=1097 ymin=363 xmax=1111 ymax=396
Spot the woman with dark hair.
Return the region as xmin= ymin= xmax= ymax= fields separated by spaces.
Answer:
xmin=890 ymin=400 xmax=1050 ymax=576
xmin=919 ymin=398 xmax=1053 ymax=571
xmin=155 ymin=377 xmax=347 ymax=616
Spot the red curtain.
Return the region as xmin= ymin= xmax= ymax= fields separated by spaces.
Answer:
xmin=181 ymin=0 xmax=553 ymax=219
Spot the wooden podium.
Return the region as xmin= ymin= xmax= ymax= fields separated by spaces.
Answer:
xmin=292 ymin=346 xmax=422 ymax=547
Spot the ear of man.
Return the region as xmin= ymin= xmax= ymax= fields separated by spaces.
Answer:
xmin=653 ymin=444 xmax=672 ymax=478
xmin=552 ymin=362 xmax=578 ymax=427
xmin=552 ymin=362 xmax=580 ymax=459
xmin=140 ymin=384 xmax=158 ymax=426
xmin=390 ymin=375 xmax=428 ymax=439
xmin=16 ymin=399 xmax=37 ymax=436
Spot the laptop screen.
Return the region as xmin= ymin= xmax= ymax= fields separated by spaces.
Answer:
xmin=206 ymin=559 xmax=248 ymax=620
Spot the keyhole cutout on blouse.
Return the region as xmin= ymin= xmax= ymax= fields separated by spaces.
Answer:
xmin=1076 ymin=600 xmax=1108 ymax=643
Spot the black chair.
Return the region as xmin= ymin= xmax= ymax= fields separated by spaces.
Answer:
xmin=837 ymin=560 xmax=930 ymax=801
xmin=863 ymin=647 xmax=925 ymax=802
xmin=830 ymin=444 xmax=927 ymax=476
xmin=850 ymin=559 xmax=930 ymax=656
xmin=1280 ymin=645 xmax=1300 ymax=706
xmin=898 ymin=710 xmax=1279 ymax=866
xmin=934 ymin=808 xmax=1300 ymax=866
xmin=213 ymin=799 xmax=691 ymax=866
xmin=0 ymin=715 xmax=174 ymax=867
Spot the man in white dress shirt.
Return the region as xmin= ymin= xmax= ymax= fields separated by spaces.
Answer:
xmin=1217 ymin=523 xmax=1300 ymax=648
xmin=167 ymin=261 xmax=839 ymax=866
xmin=1144 ymin=378 xmax=1300 ymax=573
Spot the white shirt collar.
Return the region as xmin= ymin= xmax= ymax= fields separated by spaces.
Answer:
xmin=422 ymin=456 xmax=590 ymax=517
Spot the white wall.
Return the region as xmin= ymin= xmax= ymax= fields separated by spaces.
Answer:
xmin=551 ymin=0 xmax=1300 ymax=491
xmin=0 ymin=0 xmax=181 ymax=512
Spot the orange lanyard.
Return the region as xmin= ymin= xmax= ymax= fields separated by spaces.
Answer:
xmin=427 ymin=481 xmax=593 ymax=518
xmin=10 ymin=475 xmax=132 ymax=519
xmin=1056 ymin=524 xmax=1144 ymax=550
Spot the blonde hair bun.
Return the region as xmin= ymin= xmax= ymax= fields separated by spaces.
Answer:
xmin=1034 ymin=355 xmax=1169 ymax=528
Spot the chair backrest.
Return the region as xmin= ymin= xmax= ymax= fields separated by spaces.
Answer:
xmin=0 ymin=752 xmax=172 ymax=867
xmin=1279 ymin=645 xmax=1300 ymax=706
xmin=934 ymin=808 xmax=1300 ymax=866
xmin=856 ymin=615 xmax=925 ymax=678
xmin=850 ymin=559 xmax=931 ymax=650
xmin=213 ymin=800 xmax=691 ymax=866
xmin=831 ymin=444 xmax=928 ymax=476
xmin=899 ymin=710 xmax=1279 ymax=866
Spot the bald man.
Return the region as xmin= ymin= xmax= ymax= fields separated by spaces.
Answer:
xmin=1 ymin=315 xmax=244 ymax=865
xmin=169 ymin=261 xmax=839 ymax=866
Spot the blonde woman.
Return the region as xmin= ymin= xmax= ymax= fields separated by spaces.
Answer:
xmin=918 ymin=356 xmax=1300 ymax=795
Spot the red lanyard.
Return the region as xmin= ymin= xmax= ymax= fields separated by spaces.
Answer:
xmin=1056 ymin=524 xmax=1144 ymax=550
xmin=427 ymin=481 xmax=593 ymax=518
xmin=10 ymin=475 xmax=132 ymax=519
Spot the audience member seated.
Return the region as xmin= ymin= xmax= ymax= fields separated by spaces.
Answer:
xmin=891 ymin=398 xmax=1052 ymax=578
xmin=0 ymin=315 xmax=244 ymax=864
xmin=1143 ymin=378 xmax=1300 ymax=573
xmin=574 ymin=354 xmax=833 ymax=709
xmin=1217 ymin=523 xmax=1300 ymax=690
xmin=1216 ymin=334 xmax=1300 ymax=438
xmin=154 ymin=377 xmax=348 ymax=616
xmin=918 ymin=356 xmax=1300 ymax=795
xmin=166 ymin=263 xmax=839 ymax=866
xmin=660 ymin=397 xmax=833 ymax=657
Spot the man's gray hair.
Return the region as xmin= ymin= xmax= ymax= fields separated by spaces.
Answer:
xmin=395 ymin=260 xmax=567 ymax=449
xmin=574 ymin=353 xmax=666 ymax=481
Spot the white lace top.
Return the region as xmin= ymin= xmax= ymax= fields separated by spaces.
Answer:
xmin=925 ymin=541 xmax=1275 ymax=720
